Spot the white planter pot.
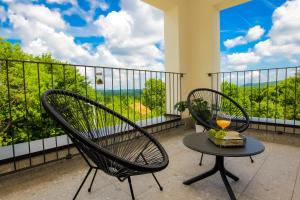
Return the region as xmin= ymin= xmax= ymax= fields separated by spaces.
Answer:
xmin=195 ymin=124 xmax=205 ymax=133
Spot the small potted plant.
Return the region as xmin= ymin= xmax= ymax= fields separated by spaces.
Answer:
xmin=174 ymin=97 xmax=212 ymax=132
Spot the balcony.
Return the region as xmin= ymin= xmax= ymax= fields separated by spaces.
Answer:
xmin=0 ymin=127 xmax=300 ymax=200
xmin=1 ymin=59 xmax=300 ymax=200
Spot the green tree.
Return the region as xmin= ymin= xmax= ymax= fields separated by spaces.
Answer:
xmin=0 ymin=38 xmax=101 ymax=146
xmin=221 ymin=74 xmax=300 ymax=121
xmin=142 ymin=78 xmax=166 ymax=114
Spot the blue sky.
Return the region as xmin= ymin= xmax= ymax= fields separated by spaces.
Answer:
xmin=221 ymin=0 xmax=285 ymax=53
xmin=220 ymin=0 xmax=300 ymax=71
xmin=0 ymin=0 xmax=299 ymax=73
xmin=0 ymin=0 xmax=164 ymax=73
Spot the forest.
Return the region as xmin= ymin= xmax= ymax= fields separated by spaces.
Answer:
xmin=0 ymin=37 xmax=299 ymax=147
xmin=221 ymin=75 xmax=300 ymax=121
xmin=0 ymin=38 xmax=165 ymax=146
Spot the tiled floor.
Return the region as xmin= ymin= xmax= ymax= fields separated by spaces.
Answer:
xmin=0 ymin=128 xmax=300 ymax=200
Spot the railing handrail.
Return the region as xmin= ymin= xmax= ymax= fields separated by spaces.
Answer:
xmin=208 ymin=65 xmax=300 ymax=75
xmin=0 ymin=58 xmax=185 ymax=75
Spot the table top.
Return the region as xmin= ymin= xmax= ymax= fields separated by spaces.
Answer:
xmin=183 ymin=132 xmax=265 ymax=157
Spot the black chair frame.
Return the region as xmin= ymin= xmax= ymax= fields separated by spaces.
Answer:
xmin=42 ymin=90 xmax=169 ymax=200
xmin=187 ymin=88 xmax=253 ymax=165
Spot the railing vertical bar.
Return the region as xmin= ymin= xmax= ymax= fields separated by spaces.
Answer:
xmin=258 ymin=70 xmax=261 ymax=130
xmin=154 ymin=72 xmax=158 ymax=127
xmin=250 ymin=71 xmax=253 ymax=121
xmin=112 ymin=68 xmax=115 ymax=133
xmin=112 ymin=68 xmax=114 ymax=112
xmin=229 ymin=72 xmax=232 ymax=95
xmin=293 ymin=68 xmax=298 ymax=134
xmin=237 ymin=71 xmax=239 ymax=100
xmin=243 ymin=71 xmax=246 ymax=111
xmin=84 ymin=66 xmax=88 ymax=97
xmin=150 ymin=71 xmax=153 ymax=132
xmin=52 ymin=63 xmax=58 ymax=160
xmin=160 ymin=72 xmax=163 ymax=130
xmin=37 ymin=62 xmax=46 ymax=163
xmin=103 ymin=69 xmax=106 ymax=106
xmin=266 ymin=69 xmax=269 ymax=132
xmin=145 ymin=71 xmax=148 ymax=127
xmin=119 ymin=69 xmax=122 ymax=116
xmin=275 ymin=69 xmax=278 ymax=133
xmin=133 ymin=70 xmax=136 ymax=122
xmin=222 ymin=73 xmax=225 ymax=93
xmin=284 ymin=68 xmax=288 ymax=133
xmin=63 ymin=64 xmax=71 ymax=158
xmin=94 ymin=67 xmax=97 ymax=102
xmin=126 ymin=69 xmax=129 ymax=120
xmin=22 ymin=61 xmax=32 ymax=166
xmin=149 ymin=71 xmax=153 ymax=130
xmin=139 ymin=70 xmax=142 ymax=126
xmin=165 ymin=72 xmax=167 ymax=130
xmin=5 ymin=60 xmax=16 ymax=171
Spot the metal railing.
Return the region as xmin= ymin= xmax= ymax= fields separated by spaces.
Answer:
xmin=0 ymin=59 xmax=183 ymax=175
xmin=209 ymin=67 xmax=300 ymax=134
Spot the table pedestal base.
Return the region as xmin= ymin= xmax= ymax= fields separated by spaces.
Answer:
xmin=183 ymin=156 xmax=239 ymax=200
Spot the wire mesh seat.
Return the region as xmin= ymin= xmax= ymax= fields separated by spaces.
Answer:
xmin=41 ymin=89 xmax=169 ymax=200
xmin=187 ymin=88 xmax=252 ymax=165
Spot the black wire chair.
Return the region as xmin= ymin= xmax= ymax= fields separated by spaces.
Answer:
xmin=187 ymin=88 xmax=253 ymax=165
xmin=41 ymin=90 xmax=169 ymax=200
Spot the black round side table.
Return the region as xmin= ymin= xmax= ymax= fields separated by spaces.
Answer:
xmin=183 ymin=132 xmax=265 ymax=200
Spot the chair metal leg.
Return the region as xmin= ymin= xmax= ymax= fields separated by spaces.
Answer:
xmin=151 ymin=173 xmax=163 ymax=191
xmin=73 ymin=167 xmax=92 ymax=200
xmin=250 ymin=156 xmax=254 ymax=163
xmin=199 ymin=153 xmax=204 ymax=166
xmin=88 ymin=169 xmax=98 ymax=192
xmin=128 ymin=177 xmax=135 ymax=200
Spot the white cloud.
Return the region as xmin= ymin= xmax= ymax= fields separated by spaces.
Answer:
xmin=254 ymin=0 xmax=300 ymax=64
xmin=246 ymin=25 xmax=265 ymax=41
xmin=224 ymin=36 xmax=246 ymax=49
xmin=224 ymin=25 xmax=265 ymax=48
xmin=269 ymin=0 xmax=300 ymax=45
xmin=9 ymin=3 xmax=66 ymax=29
xmin=227 ymin=52 xmax=261 ymax=66
xmin=256 ymin=0 xmax=300 ymax=53
xmin=93 ymin=0 xmax=164 ymax=69
xmin=222 ymin=52 xmax=261 ymax=72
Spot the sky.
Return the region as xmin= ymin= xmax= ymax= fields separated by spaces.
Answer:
xmin=0 ymin=0 xmax=164 ymax=72
xmin=0 ymin=0 xmax=299 ymax=73
xmin=221 ymin=0 xmax=300 ymax=72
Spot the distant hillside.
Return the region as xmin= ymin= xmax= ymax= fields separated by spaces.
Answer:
xmin=243 ymin=81 xmax=280 ymax=88
xmin=97 ymin=89 xmax=143 ymax=97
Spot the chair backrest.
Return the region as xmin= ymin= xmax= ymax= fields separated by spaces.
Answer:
xmin=42 ymin=89 xmax=168 ymax=175
xmin=187 ymin=88 xmax=249 ymax=133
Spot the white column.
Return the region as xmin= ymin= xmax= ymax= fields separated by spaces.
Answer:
xmin=143 ymin=0 xmax=249 ymax=116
